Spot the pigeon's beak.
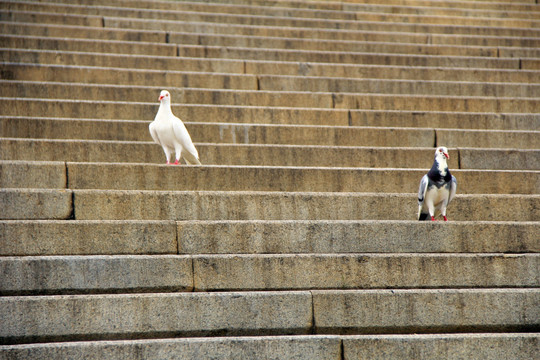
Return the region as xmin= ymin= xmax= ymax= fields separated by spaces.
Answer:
xmin=444 ymin=153 xmax=449 ymax=159
xmin=158 ymin=95 xmax=164 ymax=101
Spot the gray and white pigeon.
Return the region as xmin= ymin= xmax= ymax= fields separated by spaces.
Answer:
xmin=149 ymin=90 xmax=201 ymax=165
xmin=417 ymin=146 xmax=457 ymax=221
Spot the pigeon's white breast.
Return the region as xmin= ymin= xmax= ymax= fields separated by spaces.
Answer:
xmin=153 ymin=121 xmax=178 ymax=148
xmin=427 ymin=185 xmax=450 ymax=206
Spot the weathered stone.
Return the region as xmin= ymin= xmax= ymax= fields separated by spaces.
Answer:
xmin=178 ymin=220 xmax=540 ymax=254
xmin=313 ymin=289 xmax=540 ymax=334
xmin=0 ymin=160 xmax=65 ymax=189
xmin=193 ymin=254 xmax=539 ymax=290
xmin=0 ymin=255 xmax=193 ymax=295
xmin=0 ymin=291 xmax=313 ymax=344
xmin=0 ymin=220 xmax=177 ymax=256
xmin=0 ymin=336 xmax=342 ymax=360
xmin=343 ymin=333 xmax=540 ymax=360
xmin=73 ymin=190 xmax=540 ymax=221
xmin=0 ymin=189 xmax=72 ymax=220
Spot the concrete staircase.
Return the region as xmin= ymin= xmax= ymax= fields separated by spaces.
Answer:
xmin=0 ymin=0 xmax=539 ymax=358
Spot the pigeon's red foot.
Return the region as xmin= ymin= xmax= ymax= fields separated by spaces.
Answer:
xmin=174 ymin=159 xmax=180 ymax=165
xmin=166 ymin=161 xmax=171 ymax=165
xmin=431 ymin=216 xmax=436 ymax=221
xmin=443 ymin=216 xmax=448 ymax=221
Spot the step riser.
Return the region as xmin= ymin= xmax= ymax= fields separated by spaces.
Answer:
xmin=4 ymin=22 xmax=540 ymax=59
xmin=0 ymin=336 xmax=342 ymax=360
xmin=193 ymin=254 xmax=540 ymax=291
xmin=3 ymin=162 xmax=537 ymax=195
xmin=0 ymin=220 xmax=177 ymax=256
xmin=4 ymin=6 xmax=540 ymax=38
xmin=344 ymin=334 xmax=540 ymax=360
xmin=2 ymin=94 xmax=538 ymax=115
xmin=3 ymin=48 xmax=539 ymax=83
xmin=178 ymin=220 xmax=540 ymax=254
xmin=1 ymin=220 xmax=538 ymax=256
xmin=3 ymin=67 xmax=540 ymax=97
xmin=3 ymin=111 xmax=539 ymax=131
xmin=314 ymin=289 xmax=540 ymax=335
xmin=0 ymin=34 xmax=176 ymax=56
xmin=2 ymin=139 xmax=539 ymax=170
xmin=3 ymin=189 xmax=536 ymax=221
xmin=3 ymin=37 xmax=534 ymax=70
xmin=72 ymin=191 xmax=540 ymax=222
xmin=177 ymin=45 xmax=535 ymax=70
xmin=6 ymin=22 xmax=540 ymax=49
xmin=0 ymin=255 xmax=193 ymax=295
xmin=4 ymin=5 xmax=538 ymax=31
xmin=6 ymin=1 xmax=539 ymax=22
xmin=0 ymin=292 xmax=313 ymax=344
xmin=1 ymin=254 xmax=538 ymax=295
xmin=0 ymin=334 xmax=537 ymax=360
xmin=0 ymin=290 xmax=536 ymax=344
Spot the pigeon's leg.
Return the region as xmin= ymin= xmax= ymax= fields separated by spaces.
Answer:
xmin=174 ymin=146 xmax=183 ymax=166
xmin=427 ymin=201 xmax=436 ymax=221
xmin=440 ymin=201 xmax=449 ymax=221
xmin=162 ymin=146 xmax=172 ymax=165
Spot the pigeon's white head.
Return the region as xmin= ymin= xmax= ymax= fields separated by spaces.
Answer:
xmin=158 ymin=90 xmax=171 ymax=104
xmin=435 ymin=146 xmax=449 ymax=161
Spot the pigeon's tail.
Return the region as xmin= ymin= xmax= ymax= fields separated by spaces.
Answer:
xmin=184 ymin=152 xmax=202 ymax=165
xmin=418 ymin=212 xmax=430 ymax=221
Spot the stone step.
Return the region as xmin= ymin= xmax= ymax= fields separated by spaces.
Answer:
xmin=0 ymin=334 xmax=537 ymax=360
xmin=102 ymin=13 xmax=540 ymax=39
xmin=3 ymin=140 xmax=538 ymax=171
xmin=3 ymin=22 xmax=540 ymax=61
xmin=177 ymin=220 xmax=540 ymax=255
xmin=175 ymin=44 xmax=540 ymax=69
xmin=189 ymin=0 xmax=538 ymax=11
xmin=1 ymin=253 xmax=538 ymax=295
xmin=312 ymin=289 xmax=539 ymax=334
xmin=3 ymin=189 xmax=538 ymax=221
xmin=2 ymin=161 xmax=537 ymax=195
xmin=0 ymin=34 xmax=177 ymax=57
xmin=3 ymin=48 xmax=539 ymax=83
xmin=3 ymin=109 xmax=538 ymax=131
xmin=0 ymin=291 xmax=314 ymax=344
xmin=4 ymin=35 xmax=536 ymax=70
xmin=4 ymin=7 xmax=539 ymax=40
xmin=30 ymin=0 xmax=540 ymax=13
xmin=2 ymin=91 xmax=539 ymax=116
xmin=5 ymin=0 xmax=539 ymax=22
xmin=3 ymin=65 xmax=539 ymax=98
xmin=0 ymin=255 xmax=193 ymax=295
xmin=5 ymin=21 xmax=540 ymax=50
xmin=3 ymin=2 xmax=539 ymax=30
xmin=0 ymin=220 xmax=177 ymax=256
xmin=344 ymin=333 xmax=540 ymax=360
xmin=2 ymin=121 xmax=538 ymax=150
xmin=4 ymin=31 xmax=540 ymax=63
xmin=1 ymin=220 xmax=538 ymax=256
xmin=0 ymin=289 xmax=537 ymax=344
xmin=170 ymin=33 xmax=540 ymax=59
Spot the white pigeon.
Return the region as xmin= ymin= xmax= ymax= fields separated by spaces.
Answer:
xmin=417 ymin=146 xmax=457 ymax=221
xmin=149 ymin=90 xmax=201 ymax=165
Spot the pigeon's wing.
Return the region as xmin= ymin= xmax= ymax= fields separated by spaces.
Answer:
xmin=418 ymin=175 xmax=429 ymax=206
xmin=448 ymin=175 xmax=457 ymax=204
xmin=171 ymin=116 xmax=200 ymax=161
xmin=148 ymin=122 xmax=161 ymax=145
